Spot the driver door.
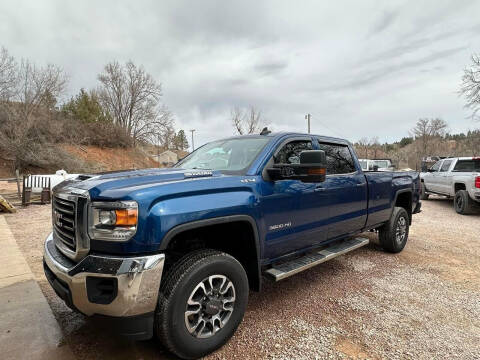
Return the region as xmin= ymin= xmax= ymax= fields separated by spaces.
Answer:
xmin=423 ymin=160 xmax=442 ymax=193
xmin=260 ymin=137 xmax=330 ymax=260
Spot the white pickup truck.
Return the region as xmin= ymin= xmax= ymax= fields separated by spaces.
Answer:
xmin=358 ymin=159 xmax=395 ymax=171
xmin=420 ymin=157 xmax=480 ymax=214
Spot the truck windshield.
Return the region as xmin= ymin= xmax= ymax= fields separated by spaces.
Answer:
xmin=174 ymin=137 xmax=270 ymax=174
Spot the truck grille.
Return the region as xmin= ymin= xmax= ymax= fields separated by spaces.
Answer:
xmin=53 ymin=196 xmax=76 ymax=251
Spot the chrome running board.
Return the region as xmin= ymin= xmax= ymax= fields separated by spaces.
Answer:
xmin=264 ymin=237 xmax=370 ymax=281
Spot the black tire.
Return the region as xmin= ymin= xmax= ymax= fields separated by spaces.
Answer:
xmin=156 ymin=249 xmax=249 ymax=359
xmin=378 ymin=207 xmax=410 ymax=253
xmin=454 ymin=190 xmax=475 ymax=215
xmin=420 ymin=182 xmax=429 ymax=200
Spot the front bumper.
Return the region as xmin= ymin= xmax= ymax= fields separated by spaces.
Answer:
xmin=43 ymin=233 xmax=165 ymax=319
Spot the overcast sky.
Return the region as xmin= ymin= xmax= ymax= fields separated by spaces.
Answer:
xmin=1 ymin=0 xmax=479 ymax=149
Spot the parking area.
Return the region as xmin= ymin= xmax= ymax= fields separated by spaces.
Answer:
xmin=3 ymin=196 xmax=480 ymax=360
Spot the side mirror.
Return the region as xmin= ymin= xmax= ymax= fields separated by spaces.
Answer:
xmin=373 ymin=165 xmax=379 ymax=171
xmin=267 ymin=150 xmax=327 ymax=183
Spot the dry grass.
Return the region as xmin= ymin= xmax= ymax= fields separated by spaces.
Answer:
xmin=62 ymin=144 xmax=160 ymax=172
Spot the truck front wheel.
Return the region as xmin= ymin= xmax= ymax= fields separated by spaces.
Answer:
xmin=378 ymin=207 xmax=410 ymax=253
xmin=155 ymin=249 xmax=249 ymax=359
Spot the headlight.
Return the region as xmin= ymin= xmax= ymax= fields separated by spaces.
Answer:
xmin=88 ymin=201 xmax=138 ymax=241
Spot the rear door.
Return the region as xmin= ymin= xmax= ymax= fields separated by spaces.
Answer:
xmin=316 ymin=140 xmax=368 ymax=240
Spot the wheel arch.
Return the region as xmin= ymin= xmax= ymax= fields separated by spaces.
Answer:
xmin=454 ymin=182 xmax=466 ymax=192
xmin=392 ymin=189 xmax=412 ymax=224
xmin=159 ymin=215 xmax=262 ymax=291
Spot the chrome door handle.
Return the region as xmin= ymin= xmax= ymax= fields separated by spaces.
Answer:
xmin=314 ymin=186 xmax=325 ymax=192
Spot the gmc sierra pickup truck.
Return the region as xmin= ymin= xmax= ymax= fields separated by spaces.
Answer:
xmin=420 ymin=157 xmax=480 ymax=214
xmin=43 ymin=132 xmax=421 ymax=359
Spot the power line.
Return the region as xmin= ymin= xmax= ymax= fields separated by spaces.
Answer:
xmin=308 ymin=113 xmax=344 ymax=138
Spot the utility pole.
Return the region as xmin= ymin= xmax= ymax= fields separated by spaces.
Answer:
xmin=305 ymin=114 xmax=311 ymax=134
xmin=189 ymin=129 xmax=196 ymax=151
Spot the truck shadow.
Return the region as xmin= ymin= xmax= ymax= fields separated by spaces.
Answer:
xmin=425 ymin=196 xmax=480 ymax=216
xmin=74 ymin=243 xmax=382 ymax=359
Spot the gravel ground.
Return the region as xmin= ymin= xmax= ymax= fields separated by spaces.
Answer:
xmin=4 ymin=195 xmax=480 ymax=359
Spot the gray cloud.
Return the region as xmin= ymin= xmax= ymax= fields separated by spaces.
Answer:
xmin=305 ymin=45 xmax=467 ymax=96
xmin=369 ymin=10 xmax=399 ymax=35
xmin=253 ymin=61 xmax=288 ymax=76
xmin=0 ymin=0 xmax=479 ymax=147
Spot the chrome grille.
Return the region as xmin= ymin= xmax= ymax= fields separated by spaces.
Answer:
xmin=53 ymin=196 xmax=76 ymax=251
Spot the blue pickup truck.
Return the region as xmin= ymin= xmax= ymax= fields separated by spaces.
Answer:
xmin=43 ymin=132 xmax=421 ymax=359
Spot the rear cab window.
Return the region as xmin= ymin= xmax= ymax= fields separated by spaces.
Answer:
xmin=453 ymin=159 xmax=480 ymax=172
xmin=317 ymin=141 xmax=356 ymax=175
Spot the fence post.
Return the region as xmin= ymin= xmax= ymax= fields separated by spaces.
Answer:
xmin=15 ymin=169 xmax=21 ymax=199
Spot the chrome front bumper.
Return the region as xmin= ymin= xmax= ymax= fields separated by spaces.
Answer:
xmin=43 ymin=233 xmax=165 ymax=317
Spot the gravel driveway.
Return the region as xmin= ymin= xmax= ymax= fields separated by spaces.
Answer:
xmin=4 ymin=196 xmax=480 ymax=359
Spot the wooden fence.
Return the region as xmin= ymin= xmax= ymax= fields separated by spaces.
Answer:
xmin=0 ymin=171 xmax=52 ymax=210
xmin=22 ymin=175 xmax=51 ymax=205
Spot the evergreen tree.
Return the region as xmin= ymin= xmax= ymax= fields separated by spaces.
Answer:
xmin=174 ymin=129 xmax=189 ymax=150
xmin=62 ymin=88 xmax=111 ymax=123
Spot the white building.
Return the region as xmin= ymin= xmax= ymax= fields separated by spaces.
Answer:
xmin=152 ymin=150 xmax=178 ymax=166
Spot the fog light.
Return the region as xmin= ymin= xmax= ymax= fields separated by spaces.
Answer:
xmin=86 ymin=277 xmax=118 ymax=305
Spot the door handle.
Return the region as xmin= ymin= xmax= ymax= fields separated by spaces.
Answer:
xmin=356 ymin=183 xmax=365 ymax=187
xmin=314 ymin=185 xmax=325 ymax=192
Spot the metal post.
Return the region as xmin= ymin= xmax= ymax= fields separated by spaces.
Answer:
xmin=305 ymin=114 xmax=311 ymax=134
xmin=189 ymin=129 xmax=196 ymax=151
xmin=15 ymin=169 xmax=21 ymax=199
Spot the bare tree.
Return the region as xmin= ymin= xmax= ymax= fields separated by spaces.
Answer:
xmin=231 ymin=106 xmax=263 ymax=135
xmin=0 ymin=47 xmax=17 ymax=100
xmin=460 ymin=54 xmax=480 ymax=121
xmin=13 ymin=60 xmax=67 ymax=119
xmin=463 ymin=130 xmax=480 ymax=156
xmin=0 ymin=55 xmax=68 ymax=170
xmin=97 ymin=61 xmax=173 ymax=146
xmin=357 ymin=137 xmax=370 ymax=158
xmin=370 ymin=136 xmax=380 ymax=159
xmin=158 ymin=123 xmax=175 ymax=149
xmin=410 ymin=118 xmax=448 ymax=157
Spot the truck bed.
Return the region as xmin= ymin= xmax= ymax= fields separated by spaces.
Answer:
xmin=364 ymin=170 xmax=420 ymax=228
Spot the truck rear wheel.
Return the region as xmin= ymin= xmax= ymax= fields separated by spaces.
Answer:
xmin=378 ymin=207 xmax=409 ymax=253
xmin=155 ymin=249 xmax=248 ymax=359
xmin=454 ymin=190 xmax=475 ymax=215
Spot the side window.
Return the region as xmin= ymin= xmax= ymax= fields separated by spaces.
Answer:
xmin=318 ymin=142 xmax=356 ymax=175
xmin=453 ymin=160 xmax=480 ymax=172
xmin=430 ymin=161 xmax=442 ymax=172
xmin=440 ymin=160 xmax=452 ymax=172
xmin=274 ymin=140 xmax=313 ymax=164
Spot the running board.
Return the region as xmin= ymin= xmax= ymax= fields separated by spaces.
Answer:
xmin=264 ymin=237 xmax=370 ymax=281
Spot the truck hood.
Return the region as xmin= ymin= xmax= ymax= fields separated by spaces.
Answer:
xmin=55 ymin=168 xmax=225 ymax=199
